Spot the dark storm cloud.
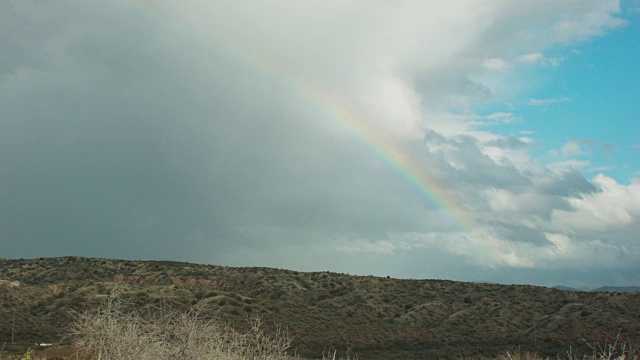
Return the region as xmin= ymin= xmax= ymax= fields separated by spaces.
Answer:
xmin=424 ymin=131 xmax=531 ymax=191
xmin=0 ymin=0 xmax=443 ymax=262
xmin=0 ymin=3 xmax=240 ymax=258
xmin=489 ymin=221 xmax=549 ymax=246
xmin=539 ymin=169 xmax=598 ymax=197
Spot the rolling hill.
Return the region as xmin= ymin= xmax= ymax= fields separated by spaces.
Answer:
xmin=1 ymin=257 xmax=639 ymax=359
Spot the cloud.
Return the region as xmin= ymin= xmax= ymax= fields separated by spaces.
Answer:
xmin=553 ymin=139 xmax=616 ymax=163
xmin=527 ymin=97 xmax=573 ymax=106
xmin=517 ymin=52 xmax=545 ymax=64
xmin=553 ymin=175 xmax=640 ymax=230
xmin=482 ymin=57 xmax=510 ymax=71
xmin=474 ymin=112 xmax=523 ymax=126
xmin=1 ymin=0 xmax=636 ymax=287
xmin=547 ymin=159 xmax=593 ymax=173
xmin=561 ymin=140 xmax=585 ymax=156
xmin=539 ymin=169 xmax=598 ymax=197
xmin=516 ymin=52 xmax=566 ymax=67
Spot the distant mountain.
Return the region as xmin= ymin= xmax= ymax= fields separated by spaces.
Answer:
xmin=1 ymin=257 xmax=640 ymax=359
xmin=551 ymin=285 xmax=592 ymax=292
xmin=590 ymin=286 xmax=640 ymax=293
xmin=552 ymin=285 xmax=584 ymax=292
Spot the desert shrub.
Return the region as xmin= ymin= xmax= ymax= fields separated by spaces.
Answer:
xmin=483 ymin=338 xmax=639 ymax=360
xmin=70 ymin=287 xmax=295 ymax=360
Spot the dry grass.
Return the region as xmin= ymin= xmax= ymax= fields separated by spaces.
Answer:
xmin=463 ymin=338 xmax=639 ymax=360
xmin=2 ymin=297 xmax=638 ymax=360
xmin=69 ymin=287 xmax=295 ymax=360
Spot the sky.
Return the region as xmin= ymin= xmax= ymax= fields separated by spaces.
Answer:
xmin=1 ymin=0 xmax=639 ymax=288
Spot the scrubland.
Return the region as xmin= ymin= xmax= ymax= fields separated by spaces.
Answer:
xmin=1 ymin=257 xmax=639 ymax=359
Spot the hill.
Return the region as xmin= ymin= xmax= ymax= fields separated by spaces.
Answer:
xmin=1 ymin=257 xmax=639 ymax=359
xmin=551 ymin=285 xmax=592 ymax=292
xmin=591 ymin=286 xmax=640 ymax=293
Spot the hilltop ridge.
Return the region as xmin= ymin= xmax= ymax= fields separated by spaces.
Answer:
xmin=1 ymin=257 xmax=639 ymax=359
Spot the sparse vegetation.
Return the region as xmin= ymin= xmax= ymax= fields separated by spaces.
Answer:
xmin=69 ymin=287 xmax=294 ymax=359
xmin=1 ymin=257 xmax=639 ymax=359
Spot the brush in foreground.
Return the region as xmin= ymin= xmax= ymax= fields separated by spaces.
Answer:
xmin=70 ymin=289 xmax=295 ymax=360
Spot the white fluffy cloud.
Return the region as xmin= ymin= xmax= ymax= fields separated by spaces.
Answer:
xmin=482 ymin=58 xmax=510 ymax=71
xmin=554 ymin=175 xmax=640 ymax=230
xmin=562 ymin=140 xmax=585 ymax=156
xmin=517 ymin=52 xmax=545 ymax=63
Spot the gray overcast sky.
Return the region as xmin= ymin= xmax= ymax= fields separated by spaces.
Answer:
xmin=1 ymin=0 xmax=639 ymax=288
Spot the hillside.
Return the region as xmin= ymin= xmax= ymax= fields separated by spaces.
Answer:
xmin=1 ymin=257 xmax=639 ymax=359
xmin=591 ymin=286 xmax=640 ymax=293
xmin=552 ymin=285 xmax=640 ymax=293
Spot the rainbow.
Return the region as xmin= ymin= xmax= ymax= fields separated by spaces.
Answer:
xmin=302 ymin=85 xmax=475 ymax=232
xmin=120 ymin=1 xmax=475 ymax=232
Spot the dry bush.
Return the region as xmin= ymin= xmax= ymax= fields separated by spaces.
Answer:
xmin=69 ymin=287 xmax=295 ymax=360
xmin=578 ymin=335 xmax=639 ymax=360
xmin=489 ymin=340 xmax=639 ymax=360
